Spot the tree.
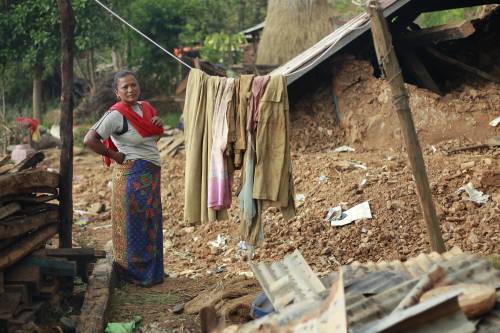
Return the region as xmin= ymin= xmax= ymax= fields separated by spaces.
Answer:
xmin=5 ymin=0 xmax=60 ymax=121
xmin=257 ymin=0 xmax=336 ymax=65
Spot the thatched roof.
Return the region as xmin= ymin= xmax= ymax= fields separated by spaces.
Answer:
xmin=256 ymin=0 xmax=336 ymax=66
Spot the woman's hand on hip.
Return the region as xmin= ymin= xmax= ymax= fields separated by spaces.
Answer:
xmin=151 ymin=116 xmax=163 ymax=127
xmin=109 ymin=150 xmax=126 ymax=164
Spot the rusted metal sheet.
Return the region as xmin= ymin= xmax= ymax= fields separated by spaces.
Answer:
xmin=235 ymin=248 xmax=499 ymax=332
xmin=250 ymin=249 xmax=326 ymax=311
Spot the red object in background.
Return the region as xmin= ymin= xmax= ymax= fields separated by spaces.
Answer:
xmin=174 ymin=47 xmax=182 ymax=58
xmin=16 ymin=117 xmax=39 ymax=134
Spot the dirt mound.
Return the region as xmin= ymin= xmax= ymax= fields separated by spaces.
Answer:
xmin=292 ymin=56 xmax=499 ymax=152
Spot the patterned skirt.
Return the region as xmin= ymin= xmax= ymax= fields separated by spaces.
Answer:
xmin=112 ymin=159 xmax=164 ymax=286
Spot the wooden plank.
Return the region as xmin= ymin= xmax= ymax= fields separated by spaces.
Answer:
xmin=0 ymin=170 xmax=59 ymax=199
xmin=20 ymin=256 xmax=76 ymax=277
xmin=0 ymin=194 xmax=58 ymax=205
xmin=0 ymin=237 xmax=18 ymax=252
xmin=158 ymin=137 xmax=175 ymax=151
xmin=76 ymin=256 xmax=115 ymax=333
xmin=10 ymin=152 xmax=45 ymax=173
xmin=0 ymin=156 xmax=10 ymax=168
xmin=4 ymin=265 xmax=41 ymax=291
xmin=0 ymin=224 xmax=58 ymax=271
xmin=0 ymin=202 xmax=22 ymax=221
xmin=425 ymin=46 xmax=500 ymax=83
xmin=163 ymin=137 xmax=184 ymax=157
xmin=20 ymin=202 xmax=59 ymax=216
xmin=399 ymin=50 xmax=442 ymax=96
xmin=0 ymin=292 xmax=21 ymax=320
xmin=368 ymin=1 xmax=445 ymax=253
xmin=3 ymin=285 xmax=31 ymax=307
xmin=36 ymin=247 xmax=106 ymax=259
xmin=0 ymin=209 xmax=59 ymax=240
xmin=0 ymin=164 xmax=14 ymax=176
xmin=397 ymin=21 xmax=475 ymax=47
xmin=56 ymin=0 xmax=75 ymax=249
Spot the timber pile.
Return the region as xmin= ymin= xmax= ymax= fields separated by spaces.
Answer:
xmin=158 ymin=133 xmax=185 ymax=158
xmin=0 ymin=152 xmax=61 ymax=328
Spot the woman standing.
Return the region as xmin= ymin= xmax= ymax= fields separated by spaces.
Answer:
xmin=84 ymin=70 xmax=165 ymax=286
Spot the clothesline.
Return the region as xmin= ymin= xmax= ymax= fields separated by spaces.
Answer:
xmin=93 ymin=0 xmax=193 ymax=70
xmin=93 ymin=0 xmax=372 ymax=79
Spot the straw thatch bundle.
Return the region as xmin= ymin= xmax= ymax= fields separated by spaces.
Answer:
xmin=256 ymin=0 xmax=335 ymax=65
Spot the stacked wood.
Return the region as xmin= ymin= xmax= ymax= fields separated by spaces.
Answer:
xmin=0 ymin=153 xmax=61 ymax=328
xmin=158 ymin=134 xmax=185 ymax=158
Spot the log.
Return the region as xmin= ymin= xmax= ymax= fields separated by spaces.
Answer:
xmin=0 ymin=194 xmax=58 ymax=205
xmin=0 ymin=224 xmax=58 ymax=271
xmin=397 ymin=21 xmax=475 ymax=47
xmin=35 ymin=247 xmax=106 ymax=259
xmin=425 ymin=46 xmax=500 ymax=83
xmin=10 ymin=152 xmax=45 ymax=173
xmin=420 ymin=283 xmax=496 ymax=319
xmin=57 ymin=0 xmax=75 ymax=248
xmin=0 ymin=170 xmax=59 ymax=199
xmin=0 ymin=155 xmax=10 ymax=168
xmin=399 ymin=50 xmax=442 ymax=96
xmin=0 ymin=209 xmax=59 ymax=240
xmin=20 ymin=255 xmax=76 ymax=277
xmin=20 ymin=203 xmax=59 ymax=216
xmin=4 ymin=265 xmax=42 ymax=291
xmin=368 ymin=1 xmax=446 ymax=253
xmin=0 ymin=164 xmax=14 ymax=175
xmin=0 ymin=202 xmax=22 ymax=221
xmin=0 ymin=292 xmax=21 ymax=320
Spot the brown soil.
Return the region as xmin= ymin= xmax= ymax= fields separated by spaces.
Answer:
xmin=45 ymin=44 xmax=498 ymax=332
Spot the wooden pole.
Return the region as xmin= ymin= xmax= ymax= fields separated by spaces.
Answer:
xmin=57 ymin=0 xmax=75 ymax=248
xmin=367 ymin=1 xmax=446 ymax=253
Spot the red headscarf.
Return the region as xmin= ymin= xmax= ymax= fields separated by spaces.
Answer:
xmin=103 ymin=101 xmax=164 ymax=167
xmin=16 ymin=117 xmax=39 ymax=134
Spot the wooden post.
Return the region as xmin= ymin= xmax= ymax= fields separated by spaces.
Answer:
xmin=367 ymin=1 xmax=446 ymax=253
xmin=57 ymin=0 xmax=75 ymax=248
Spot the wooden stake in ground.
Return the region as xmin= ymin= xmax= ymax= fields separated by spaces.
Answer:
xmin=367 ymin=1 xmax=446 ymax=253
xmin=57 ymin=0 xmax=75 ymax=248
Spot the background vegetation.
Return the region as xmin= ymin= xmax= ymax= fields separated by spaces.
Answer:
xmin=0 ymin=0 xmax=486 ymax=128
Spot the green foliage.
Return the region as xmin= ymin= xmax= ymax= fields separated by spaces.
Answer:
xmin=416 ymin=6 xmax=483 ymax=28
xmin=201 ymin=32 xmax=246 ymax=64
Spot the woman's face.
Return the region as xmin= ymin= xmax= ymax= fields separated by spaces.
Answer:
xmin=115 ymin=75 xmax=140 ymax=105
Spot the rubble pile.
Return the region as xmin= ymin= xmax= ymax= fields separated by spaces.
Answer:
xmin=223 ymin=248 xmax=500 ymax=332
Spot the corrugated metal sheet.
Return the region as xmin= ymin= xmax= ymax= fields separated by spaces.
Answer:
xmin=233 ymin=248 xmax=500 ymax=332
xmin=240 ymin=22 xmax=265 ymax=36
xmin=250 ymin=249 xmax=326 ymax=311
xmin=272 ymin=0 xmax=412 ymax=84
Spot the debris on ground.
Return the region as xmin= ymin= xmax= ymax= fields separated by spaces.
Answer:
xmin=225 ymin=247 xmax=499 ymax=332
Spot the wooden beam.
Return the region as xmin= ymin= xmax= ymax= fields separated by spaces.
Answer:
xmin=0 ymin=209 xmax=59 ymax=239
xmin=0 ymin=224 xmax=58 ymax=271
xmin=57 ymin=0 xmax=75 ymax=248
xmin=397 ymin=21 xmax=475 ymax=47
xmin=0 ymin=194 xmax=58 ymax=205
xmin=20 ymin=256 xmax=76 ymax=277
xmin=35 ymin=247 xmax=106 ymax=259
xmin=425 ymin=46 xmax=500 ymax=83
xmin=0 ymin=202 xmax=21 ymax=221
xmin=399 ymin=50 xmax=442 ymax=95
xmin=0 ymin=170 xmax=59 ymax=199
xmin=11 ymin=151 xmax=45 ymax=173
xmin=368 ymin=1 xmax=446 ymax=253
